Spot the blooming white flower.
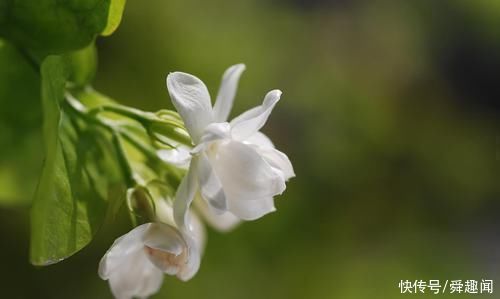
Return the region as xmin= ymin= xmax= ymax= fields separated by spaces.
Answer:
xmin=99 ymin=200 xmax=204 ymax=299
xmin=165 ymin=64 xmax=295 ymax=230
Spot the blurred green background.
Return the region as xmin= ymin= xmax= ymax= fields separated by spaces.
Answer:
xmin=1 ymin=0 xmax=500 ymax=298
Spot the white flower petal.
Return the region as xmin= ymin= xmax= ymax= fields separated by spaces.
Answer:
xmin=187 ymin=210 xmax=206 ymax=253
xmin=213 ymin=64 xmax=246 ymax=122
xmin=157 ymin=146 xmax=191 ymax=169
xmin=228 ymin=197 xmax=276 ymax=221
xmin=144 ymin=247 xmax=184 ymax=277
xmin=258 ymin=147 xmax=295 ymax=181
xmin=100 ymin=218 xmax=205 ymax=299
xmin=173 ymin=157 xmax=199 ymax=230
xmin=197 ymin=152 xmax=227 ymax=211
xmin=143 ymin=220 xmax=203 ymax=281
xmin=211 ymin=140 xmax=285 ymax=219
xmin=230 ymin=89 xmax=282 ymax=140
xmin=143 ymin=223 xmax=185 ymax=257
xmin=153 ymin=196 xmax=176 ymax=227
xmin=245 ymin=133 xmax=294 ymax=181
xmin=176 ymin=235 xmax=201 ymax=281
xmin=166 ymin=72 xmax=213 ymax=143
xmin=245 ymin=131 xmax=275 ymax=149
xmin=99 ymin=224 xmax=149 ymax=280
xmin=107 ymin=253 xmax=163 ymax=299
xmin=99 ymin=224 xmax=165 ymax=299
xmin=177 ymin=212 xmax=204 ymax=281
xmin=133 ymin=266 xmax=165 ymax=298
xmin=194 ymin=196 xmax=241 ymax=232
xmin=192 ymin=122 xmax=231 ymax=154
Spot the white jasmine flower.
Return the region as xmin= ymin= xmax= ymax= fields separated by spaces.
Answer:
xmin=99 ymin=201 xmax=204 ymax=299
xmin=166 ymin=64 xmax=295 ymax=229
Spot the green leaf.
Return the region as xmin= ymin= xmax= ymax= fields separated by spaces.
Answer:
xmin=0 ymin=0 xmax=126 ymax=56
xmin=30 ymin=55 xmax=123 ymax=265
xmin=66 ymin=43 xmax=97 ymax=88
xmin=0 ymin=39 xmax=97 ymax=207
xmin=0 ymin=39 xmax=43 ymax=206
xmin=102 ymin=0 xmax=127 ymax=36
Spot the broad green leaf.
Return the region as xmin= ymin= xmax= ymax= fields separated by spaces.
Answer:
xmin=0 ymin=39 xmax=97 ymax=207
xmin=0 ymin=0 xmax=126 ymax=56
xmin=30 ymin=55 xmax=123 ymax=265
xmin=0 ymin=39 xmax=43 ymax=206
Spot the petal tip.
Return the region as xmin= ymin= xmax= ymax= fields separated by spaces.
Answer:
xmin=235 ymin=63 xmax=246 ymax=71
xmin=264 ymin=90 xmax=282 ymax=106
xmin=98 ymin=258 xmax=109 ymax=280
xmin=167 ymin=72 xmax=196 ymax=85
xmin=221 ymin=63 xmax=247 ymax=82
xmin=229 ymin=63 xmax=246 ymax=72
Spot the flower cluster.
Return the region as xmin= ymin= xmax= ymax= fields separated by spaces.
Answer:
xmin=99 ymin=64 xmax=295 ymax=299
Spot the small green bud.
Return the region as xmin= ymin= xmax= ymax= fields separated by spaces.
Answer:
xmin=126 ymin=186 xmax=156 ymax=223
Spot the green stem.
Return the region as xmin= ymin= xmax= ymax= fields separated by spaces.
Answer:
xmin=149 ymin=124 xmax=192 ymax=147
xmin=89 ymin=104 xmax=156 ymax=125
xmin=65 ymin=93 xmax=184 ymax=178
xmin=111 ymin=132 xmax=135 ymax=187
xmin=64 ymin=94 xmax=137 ymax=187
xmin=89 ymin=103 xmax=191 ymax=147
xmin=119 ymin=130 xmax=160 ymax=162
xmin=119 ymin=129 xmax=186 ymax=177
xmin=80 ymin=87 xmax=190 ymax=143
